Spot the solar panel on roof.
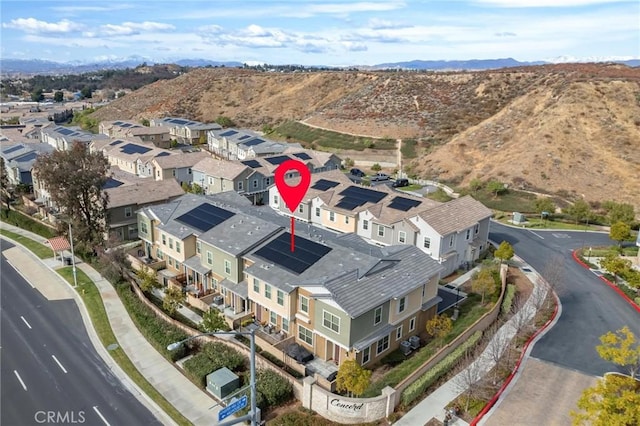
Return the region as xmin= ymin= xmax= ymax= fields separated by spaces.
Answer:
xmin=312 ymin=179 xmax=339 ymax=191
xmin=254 ymin=232 xmax=332 ymax=275
xmin=220 ymin=130 xmax=238 ymax=137
xmin=120 ymin=143 xmax=152 ymax=155
xmin=242 ymin=138 xmax=265 ymax=147
xmin=15 ymin=152 xmax=37 ymax=162
xmin=103 ymin=178 xmax=124 ymax=189
xmin=241 ymin=160 xmax=261 ymax=168
xmin=113 ymin=121 xmax=123 ymax=125
xmin=170 ymin=118 xmax=189 ymax=125
xmin=175 ymin=203 xmax=235 ymax=233
xmin=388 ymin=196 xmax=421 ymax=211
xmin=265 ymin=155 xmax=291 ymax=165
xmin=238 ymin=135 xmax=252 ymax=140
xmin=110 ymin=140 xmax=124 ymax=146
xmin=337 ymin=186 xmax=386 ymax=209
xmin=57 ymin=127 xmax=75 ymax=136
xmin=293 ymin=152 xmax=312 ymax=160
xmin=3 ymin=145 xmax=24 ymax=154
xmin=121 ymin=123 xmax=132 ymax=128
xmin=155 ymin=152 xmax=171 ymax=157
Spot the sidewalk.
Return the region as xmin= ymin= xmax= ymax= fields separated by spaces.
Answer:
xmin=1 ymin=222 xmax=220 ymax=425
xmin=395 ymin=257 xmax=549 ymax=426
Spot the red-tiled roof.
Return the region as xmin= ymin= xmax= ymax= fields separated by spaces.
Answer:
xmin=47 ymin=236 xmax=70 ymax=252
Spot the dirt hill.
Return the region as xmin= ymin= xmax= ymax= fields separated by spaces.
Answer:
xmin=91 ymin=64 xmax=640 ymax=209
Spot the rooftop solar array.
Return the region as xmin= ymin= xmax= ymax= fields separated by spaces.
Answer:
xmin=293 ymin=152 xmax=312 ymax=160
xmin=110 ymin=140 xmax=124 ymax=146
xmin=265 ymin=155 xmax=291 ymax=165
xmin=241 ymin=160 xmax=262 ymax=169
xmin=168 ymin=118 xmax=189 ymax=125
xmin=3 ymin=145 xmax=24 ymax=155
xmin=312 ymin=179 xmax=339 ymax=191
xmin=243 ymin=138 xmax=265 ymax=147
xmin=238 ymin=135 xmax=252 ymax=140
xmin=113 ymin=121 xmax=123 ymax=125
xmin=103 ymin=178 xmax=124 ymax=189
xmin=155 ymin=152 xmax=171 ymax=157
xmin=56 ymin=127 xmax=76 ymax=136
xmin=16 ymin=152 xmax=37 ymax=162
xmin=175 ymin=203 xmax=235 ymax=233
xmin=120 ymin=143 xmax=152 ymax=155
xmin=220 ymin=130 xmax=238 ymax=137
xmin=254 ymin=232 xmax=332 ymax=274
xmin=335 ymin=186 xmax=387 ymax=210
xmin=388 ymin=196 xmax=422 ymax=212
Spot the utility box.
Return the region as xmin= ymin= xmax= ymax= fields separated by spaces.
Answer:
xmin=512 ymin=212 xmax=526 ymax=224
xmin=409 ymin=335 xmax=421 ymax=350
xmin=206 ymin=367 xmax=240 ymax=399
xmin=400 ymin=340 xmax=412 ymax=356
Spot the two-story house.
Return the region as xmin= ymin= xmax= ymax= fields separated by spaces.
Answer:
xmin=0 ymin=143 xmax=54 ymax=186
xmin=91 ymin=139 xmax=175 ymax=177
xmin=151 ymin=151 xmax=210 ymax=185
xmin=41 ymin=125 xmax=106 ymax=151
xmin=99 ymin=120 xmax=172 ymax=148
xmin=151 ymin=117 xmax=221 ymax=145
xmin=207 ymin=128 xmax=293 ymax=160
xmin=192 ymin=157 xmax=270 ymax=204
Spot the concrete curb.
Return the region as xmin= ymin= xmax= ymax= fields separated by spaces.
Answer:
xmin=1 ymin=235 xmax=178 ymax=426
xmin=571 ymin=249 xmax=640 ymax=314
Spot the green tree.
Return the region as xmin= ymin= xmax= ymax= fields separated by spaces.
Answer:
xmin=565 ymin=199 xmax=591 ymax=225
xmin=494 ymin=241 xmax=514 ymax=264
xmin=425 ymin=314 xmax=453 ymax=348
xmin=343 ymin=158 xmax=355 ymax=168
xmin=53 ymin=91 xmax=64 ymax=102
xmin=201 ymin=308 xmax=229 ymax=332
xmin=469 ymin=178 xmax=483 ymax=193
xmin=596 ymin=326 xmax=640 ymax=378
xmin=534 ymin=197 xmax=555 ymax=215
xmin=163 ymin=286 xmax=185 ymax=316
xmin=215 ymin=116 xmax=235 ymax=128
xmin=603 ymin=201 xmax=635 ymax=225
xmin=610 ymin=222 xmax=631 ymax=247
xmin=486 ymin=180 xmax=506 ymax=197
xmin=33 ymin=143 xmax=109 ymax=247
xmin=600 ymin=251 xmax=631 ymax=283
xmin=80 ymin=86 xmax=93 ymax=99
xmin=371 ymin=163 xmax=382 ymax=172
xmin=31 ymin=88 xmax=44 ymax=102
xmin=140 ymin=118 xmax=150 ymax=127
xmin=571 ymin=374 xmax=640 ymax=426
xmin=472 ymin=267 xmax=496 ymax=304
xmin=261 ymin=124 xmax=273 ymax=134
xmin=336 ymin=359 xmax=372 ymax=397
xmin=190 ymin=182 xmax=204 ymax=195
xmin=136 ymin=267 xmax=160 ymax=293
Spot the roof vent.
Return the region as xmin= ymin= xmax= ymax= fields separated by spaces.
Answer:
xmin=248 ymin=231 xmax=252 ymax=235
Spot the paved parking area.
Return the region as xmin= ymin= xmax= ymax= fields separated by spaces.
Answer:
xmin=483 ymin=358 xmax=598 ymax=426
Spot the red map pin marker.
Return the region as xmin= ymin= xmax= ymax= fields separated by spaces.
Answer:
xmin=274 ymin=159 xmax=311 ymax=252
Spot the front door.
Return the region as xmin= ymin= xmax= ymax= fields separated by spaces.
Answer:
xmin=334 ymin=344 xmax=340 ymax=364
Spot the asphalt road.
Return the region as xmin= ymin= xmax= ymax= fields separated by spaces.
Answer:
xmin=490 ymin=222 xmax=640 ymax=376
xmin=1 ymin=240 xmax=160 ymax=426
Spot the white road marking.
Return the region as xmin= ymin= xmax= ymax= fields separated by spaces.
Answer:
xmin=93 ymin=406 xmax=111 ymax=426
xmin=5 ymin=259 xmax=34 ymax=288
xmin=51 ymin=355 xmax=68 ymax=373
xmin=14 ymin=370 xmax=27 ymax=391
xmin=20 ymin=316 xmax=32 ymax=329
xmin=528 ymin=230 xmax=544 ymax=239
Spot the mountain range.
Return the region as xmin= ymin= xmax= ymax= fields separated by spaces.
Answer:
xmin=2 ymin=57 xmax=638 ymax=76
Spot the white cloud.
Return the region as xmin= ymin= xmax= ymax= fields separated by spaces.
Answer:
xmin=473 ymin=0 xmax=636 ymax=7
xmin=50 ymin=4 xmax=135 ymax=13
xmin=2 ymin=18 xmax=84 ymax=34
xmin=84 ymin=21 xmax=175 ymax=37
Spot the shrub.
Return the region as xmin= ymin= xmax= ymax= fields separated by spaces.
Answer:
xmin=116 ymin=283 xmax=188 ymax=362
xmin=255 ymin=369 xmax=293 ymax=409
xmin=401 ymin=331 xmax=482 ymax=406
xmin=381 ymin=349 xmax=407 ymax=367
xmin=183 ymin=352 xmax=218 ymax=388
xmin=183 ymin=342 xmax=244 ymax=388
xmin=0 ymin=209 xmax=56 ymax=238
xmin=501 ymin=284 xmax=516 ymax=316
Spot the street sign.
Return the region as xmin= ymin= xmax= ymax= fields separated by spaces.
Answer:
xmin=218 ymin=395 xmax=248 ymax=421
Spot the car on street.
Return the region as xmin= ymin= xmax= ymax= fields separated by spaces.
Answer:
xmin=392 ymin=178 xmax=409 ymax=188
xmin=350 ymin=168 xmax=366 ymax=177
xmin=370 ymin=173 xmax=390 ymax=181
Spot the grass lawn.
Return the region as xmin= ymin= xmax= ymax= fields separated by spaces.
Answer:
xmin=469 ymin=189 xmax=537 ymax=213
xmin=1 ymin=209 xmax=57 ymax=238
xmin=583 ymin=246 xmax=639 ymax=257
xmin=398 ymin=184 xmax=423 ymax=191
xmin=495 ymin=216 xmax=600 ymax=231
xmin=274 ymin=121 xmax=396 ymax=151
xmin=0 ymin=229 xmax=53 ymax=258
xmin=57 ymin=267 xmax=191 ymax=426
xmin=425 ymin=188 xmax=453 ymax=202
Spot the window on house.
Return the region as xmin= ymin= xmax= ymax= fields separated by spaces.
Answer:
xmin=282 ymin=318 xmax=289 ymax=332
xmin=270 ymin=311 xmax=277 ymax=325
xmin=323 ymin=310 xmax=340 ymax=333
xmin=466 ymin=229 xmax=471 ymax=240
xmin=299 ymin=295 xmax=309 ymax=314
xmin=172 ymin=170 xmax=176 ymax=176
xmin=140 ymin=221 xmax=148 ymax=234
xmin=363 ymin=220 xmax=369 ymax=230
xmin=224 ymin=260 xmax=231 ymax=275
xmin=169 ymin=238 xmax=173 ymax=249
xmin=156 ymin=248 xmax=164 ymax=260
xmin=396 ymin=325 xmax=403 ymax=341
xmin=265 ymin=284 xmax=272 ymax=299
xmin=162 ymin=234 xmax=166 ymax=245
xmin=474 ymin=224 xmax=479 ymax=234
xmin=450 ymin=235 xmax=455 ymax=247
xmin=277 ymin=290 xmax=284 ymax=306
xmin=298 ymin=205 xmax=303 ymax=213
xmin=253 ymin=278 xmax=260 ymax=293
xmin=423 ymin=237 xmax=431 ymax=249
xmin=176 ymin=242 xmax=181 ymax=253
xmin=315 ymin=207 xmax=320 ymax=217
xmin=188 ymin=168 xmax=192 ymax=175
xmin=376 ymin=335 xmax=389 ymax=355
xmin=253 ymin=180 xmax=258 ymax=188
xmin=398 ymin=231 xmax=406 ymax=244
xmin=345 ymin=216 xmax=349 ymax=224
xmin=265 ymin=178 xmax=271 ymax=185
xmin=422 ymin=284 xmax=426 ymax=298
xmin=238 ymin=181 xmax=243 ymax=190
xmin=329 ymin=211 xmax=335 ymax=222
xmin=209 ymin=177 xmax=213 ymax=184
xmin=409 ymin=317 xmax=416 ymax=332
xmin=298 ymin=325 xmax=313 ymax=345
xmin=378 ymin=225 xmax=385 ymax=237
xmin=398 ymin=296 xmax=407 ymax=313
xmin=206 ymin=251 xmax=213 ymax=265
xmin=196 ymin=241 xmax=201 ymax=254
xmin=274 ymin=195 xmax=279 ymax=205
xmin=362 ymin=346 xmax=371 ymax=364
xmin=124 ymin=207 xmax=132 ymax=217
xmin=374 ymin=306 xmax=383 ymax=325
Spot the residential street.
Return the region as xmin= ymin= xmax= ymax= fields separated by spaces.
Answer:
xmin=0 ymin=240 xmax=160 ymax=426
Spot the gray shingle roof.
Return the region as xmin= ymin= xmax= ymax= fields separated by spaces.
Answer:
xmin=417 ymin=195 xmax=493 ymax=236
xmin=105 ymin=179 xmax=184 ymax=208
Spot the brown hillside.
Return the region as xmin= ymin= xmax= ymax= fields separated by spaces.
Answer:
xmin=91 ymin=64 xmax=640 ymax=209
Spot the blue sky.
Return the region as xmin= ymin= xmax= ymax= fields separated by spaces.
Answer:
xmin=1 ymin=0 xmax=638 ymax=65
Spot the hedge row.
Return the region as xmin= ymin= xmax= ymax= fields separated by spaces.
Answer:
xmin=1 ymin=209 xmax=56 ymax=238
xmin=183 ymin=342 xmax=244 ymax=388
xmin=501 ymin=284 xmax=516 ymax=316
xmin=401 ymin=331 xmax=482 ymax=406
xmin=260 ymin=352 xmax=304 ymax=379
xmin=116 ymin=283 xmax=188 ymax=362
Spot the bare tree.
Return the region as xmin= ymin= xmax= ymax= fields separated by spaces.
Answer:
xmin=484 ymin=323 xmax=510 ymax=383
xmin=529 ymin=278 xmax=549 ymax=311
xmin=453 ymin=348 xmax=487 ymax=412
xmin=510 ymin=294 xmax=533 ymax=336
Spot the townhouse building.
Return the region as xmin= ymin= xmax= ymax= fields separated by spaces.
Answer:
xmin=99 ymin=120 xmax=171 ymax=148
xmin=41 ymin=125 xmax=106 ymax=151
xmin=0 ymin=143 xmax=55 ymax=185
xmin=192 ymin=157 xmax=270 ymax=204
xmin=136 ymin=192 xmax=443 ymax=368
xmin=151 ymin=151 xmax=210 ymax=185
xmin=90 ymin=138 xmax=176 ymax=177
xmin=207 ymin=128 xmax=293 ymax=160
xmin=151 ymin=117 xmax=221 ymax=145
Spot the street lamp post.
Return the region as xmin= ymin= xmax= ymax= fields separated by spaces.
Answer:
xmin=68 ymin=221 xmax=78 ymax=288
xmin=167 ymin=329 xmax=258 ymax=426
